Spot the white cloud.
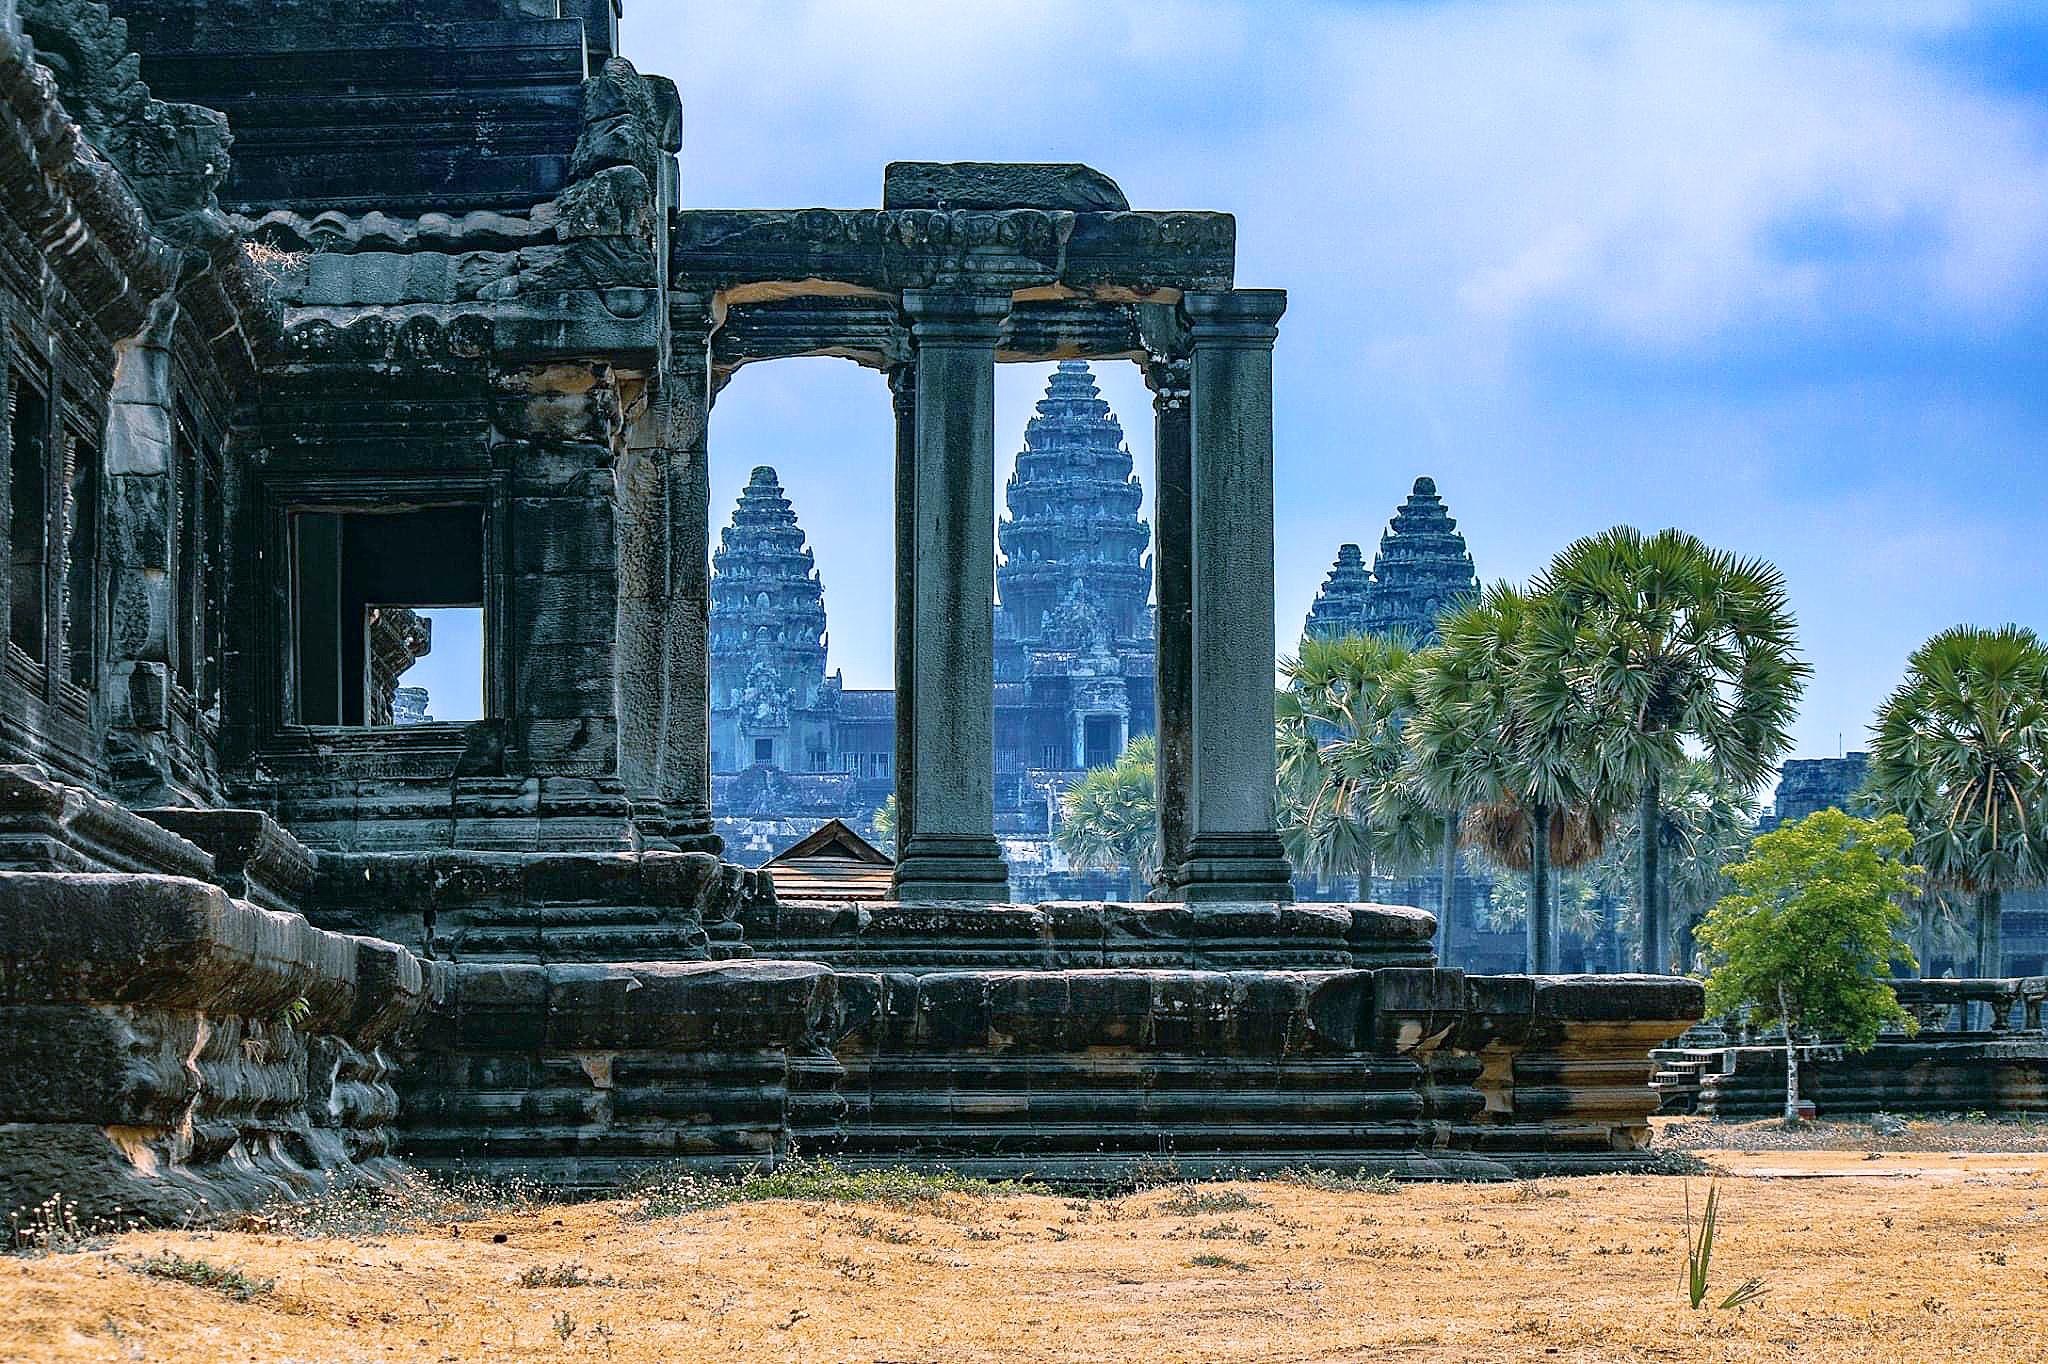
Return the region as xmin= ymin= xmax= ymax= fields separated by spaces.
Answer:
xmin=628 ymin=1 xmax=2048 ymax=753
xmin=638 ymin=1 xmax=2048 ymax=353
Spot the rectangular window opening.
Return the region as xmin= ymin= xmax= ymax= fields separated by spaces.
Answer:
xmin=1083 ymin=715 xmax=1121 ymax=769
xmin=64 ymin=436 xmax=97 ymax=686
xmin=9 ymin=378 xmax=49 ymax=658
xmin=292 ymin=504 xmax=486 ymax=727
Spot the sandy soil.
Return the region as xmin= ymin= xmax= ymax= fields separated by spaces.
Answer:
xmin=4 ymin=1152 xmax=2047 ymax=1363
xmin=1659 ymin=1114 xmax=2048 ymax=1153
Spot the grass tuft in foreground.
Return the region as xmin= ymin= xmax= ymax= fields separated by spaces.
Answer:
xmin=1275 ymin=1168 xmax=1403 ymax=1195
xmin=226 ymin=1169 xmax=555 ymax=1241
xmin=132 ymin=1252 xmax=275 ymax=1302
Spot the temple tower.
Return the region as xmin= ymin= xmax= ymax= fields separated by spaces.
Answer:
xmin=710 ymin=467 xmax=835 ymax=773
xmin=1302 ymin=543 xmax=1374 ymax=641
xmin=1358 ymin=477 xmax=1478 ymax=645
xmin=997 ymin=361 xmax=1152 ymax=647
xmin=990 ymin=362 xmax=1156 ymax=799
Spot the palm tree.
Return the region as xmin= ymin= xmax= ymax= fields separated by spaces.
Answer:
xmin=1055 ymin=735 xmax=1159 ymax=900
xmin=1276 ymin=634 xmax=1442 ymax=895
xmin=1532 ymin=528 xmax=1808 ymax=972
xmin=871 ymin=794 xmax=898 ymax=858
xmin=1408 ymin=584 xmax=1605 ymax=972
xmin=1587 ymin=758 xmax=1760 ymax=972
xmin=1867 ymin=625 xmax=2048 ymax=977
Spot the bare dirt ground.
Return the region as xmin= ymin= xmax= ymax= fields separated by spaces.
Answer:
xmin=4 ymin=1140 xmax=2047 ymax=1363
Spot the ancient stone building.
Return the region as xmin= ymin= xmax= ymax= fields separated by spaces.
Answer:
xmin=0 ymin=1 xmax=1701 ymax=1222
xmin=710 ymin=466 xmax=835 ymax=780
xmin=707 ymin=361 xmax=1155 ymax=896
xmin=993 ymin=360 xmax=1156 ymax=785
xmin=1305 ymin=476 xmax=1478 ymax=645
xmin=1758 ymin=753 xmax=1869 ymax=831
xmin=1302 ymin=543 xmax=1374 ymax=642
xmin=706 ymin=464 xmax=893 ymax=859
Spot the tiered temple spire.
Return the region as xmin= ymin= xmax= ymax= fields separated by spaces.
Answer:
xmin=1302 ymin=542 xmax=1374 ymax=641
xmin=997 ymin=361 xmax=1151 ymax=646
xmin=1359 ymin=477 xmax=1478 ymax=643
xmin=710 ymin=467 xmax=830 ymax=720
xmin=1306 ymin=477 xmax=1478 ymax=646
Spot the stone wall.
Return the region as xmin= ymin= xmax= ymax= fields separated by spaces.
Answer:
xmin=1671 ymin=1040 xmax=2048 ymax=1119
xmin=393 ymin=960 xmax=1702 ymax=1188
xmin=0 ymin=871 xmax=436 ymax=1222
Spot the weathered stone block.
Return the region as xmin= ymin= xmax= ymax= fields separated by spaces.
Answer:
xmin=882 ymin=161 xmax=1129 ymax=212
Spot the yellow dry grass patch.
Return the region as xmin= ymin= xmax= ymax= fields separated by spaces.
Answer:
xmin=4 ymin=1152 xmax=2046 ymax=1363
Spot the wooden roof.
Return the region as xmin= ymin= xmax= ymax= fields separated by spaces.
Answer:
xmin=765 ymin=819 xmax=894 ymax=902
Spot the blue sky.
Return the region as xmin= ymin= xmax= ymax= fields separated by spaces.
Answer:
xmin=604 ymin=0 xmax=2048 ymax=765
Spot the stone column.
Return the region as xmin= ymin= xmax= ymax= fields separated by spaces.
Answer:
xmin=1142 ymin=345 xmax=1193 ymax=900
xmin=891 ymin=290 xmax=1010 ymax=903
xmin=618 ymin=408 xmax=668 ymax=803
xmin=887 ymin=361 xmax=917 ymax=862
xmin=101 ymin=297 xmax=182 ymax=802
xmin=622 ymin=293 xmax=717 ymax=851
xmin=1179 ymin=290 xmax=1293 ymax=903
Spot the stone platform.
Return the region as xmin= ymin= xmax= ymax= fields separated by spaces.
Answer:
xmin=1652 ymin=978 xmax=2048 ymax=1119
xmin=1659 ymin=1037 xmax=2048 ymax=1119
xmin=1 ymin=767 xmax=1703 ymax=1222
xmin=393 ymin=955 xmax=1700 ymax=1188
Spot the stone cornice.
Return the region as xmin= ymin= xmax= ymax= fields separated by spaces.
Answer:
xmin=0 ymin=17 xmax=176 ymax=339
xmin=672 ymin=207 xmax=1234 ymax=303
xmin=708 ymin=295 xmax=1148 ymax=371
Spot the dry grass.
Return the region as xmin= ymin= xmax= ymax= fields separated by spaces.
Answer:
xmin=4 ymin=1151 xmax=2046 ymax=1362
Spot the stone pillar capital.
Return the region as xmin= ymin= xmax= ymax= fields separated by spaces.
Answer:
xmin=901 ymin=289 xmax=1012 ymax=343
xmin=1142 ymin=352 xmax=1191 ymax=409
xmin=1183 ymin=289 xmax=1287 ymax=345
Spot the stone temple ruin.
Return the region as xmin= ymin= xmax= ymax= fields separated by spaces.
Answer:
xmin=0 ymin=0 xmax=1701 ymax=1222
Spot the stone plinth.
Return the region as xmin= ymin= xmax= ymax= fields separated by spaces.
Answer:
xmin=1675 ymin=1039 xmax=2048 ymax=1119
xmin=396 ymin=959 xmax=848 ymax=1187
xmin=392 ymin=948 xmax=1704 ymax=1186
xmin=306 ymin=849 xmax=766 ymax=962
xmin=739 ymin=899 xmax=1436 ymax=972
xmin=0 ymin=871 xmax=437 ymax=1222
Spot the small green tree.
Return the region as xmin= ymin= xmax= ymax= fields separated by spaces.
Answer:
xmin=1694 ymin=809 xmax=1922 ymax=1122
xmin=1056 ymin=736 xmax=1158 ymax=900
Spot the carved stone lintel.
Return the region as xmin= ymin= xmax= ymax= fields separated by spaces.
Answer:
xmin=673 ymin=207 xmax=1235 ymax=302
